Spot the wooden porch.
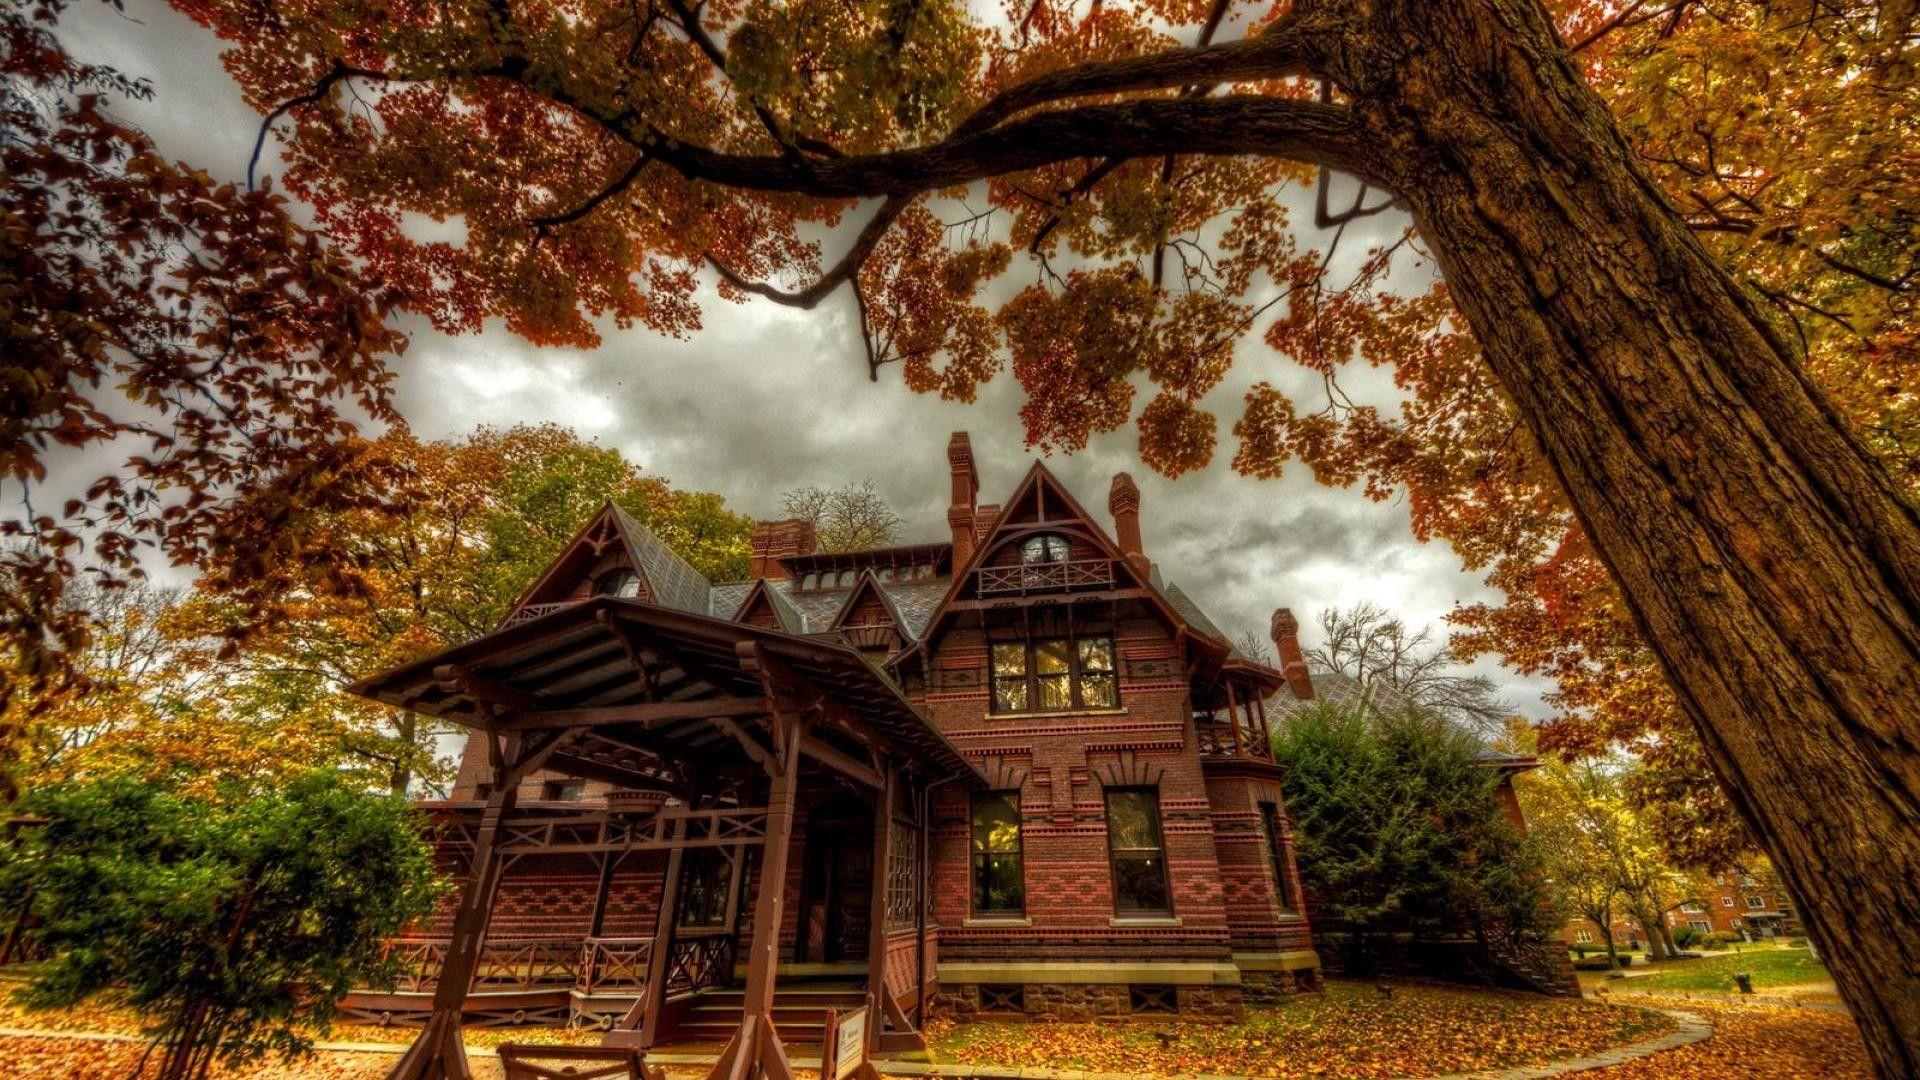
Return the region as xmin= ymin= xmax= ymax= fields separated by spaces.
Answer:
xmin=349 ymin=599 xmax=980 ymax=1080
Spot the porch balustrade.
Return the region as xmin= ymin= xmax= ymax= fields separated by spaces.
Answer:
xmin=380 ymin=932 xmax=740 ymax=999
xmin=1195 ymin=718 xmax=1275 ymax=762
xmin=975 ymin=557 xmax=1115 ymax=596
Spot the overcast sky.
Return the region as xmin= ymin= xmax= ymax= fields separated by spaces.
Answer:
xmin=55 ymin=0 xmax=1556 ymax=717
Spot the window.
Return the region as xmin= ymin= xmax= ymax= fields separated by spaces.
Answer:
xmin=1106 ymin=789 xmax=1171 ymax=914
xmin=540 ymin=779 xmax=586 ymax=801
xmin=1689 ymin=919 xmax=1712 ymax=932
xmin=971 ymin=792 xmax=1025 ymax=915
xmin=1257 ymin=802 xmax=1295 ymax=912
xmin=1574 ymin=928 xmax=1594 ymax=944
xmin=678 ymin=849 xmax=734 ymax=928
xmin=1747 ymin=895 xmax=1766 ymax=909
xmin=594 ymin=568 xmax=641 ymax=598
xmin=1681 ymin=902 xmax=1706 ymax=914
xmin=990 ymin=633 xmax=1120 ymax=713
xmin=1730 ymin=918 xmax=1742 ymax=928
xmin=1721 ymin=896 xmax=1735 ymax=907
xmin=1020 ymin=534 xmax=1071 ymax=564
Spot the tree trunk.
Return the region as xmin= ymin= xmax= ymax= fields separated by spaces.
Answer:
xmin=1320 ymin=2 xmax=1920 ymax=1072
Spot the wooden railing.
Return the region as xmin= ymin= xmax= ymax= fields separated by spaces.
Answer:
xmin=377 ymin=931 xmax=736 ymax=1000
xmin=1196 ymin=719 xmax=1274 ymax=762
xmin=578 ymin=937 xmax=652 ymax=995
xmin=381 ymin=936 xmax=583 ymax=993
xmin=976 ymin=558 xmax=1115 ymax=596
xmin=662 ymin=931 xmax=735 ymax=996
xmin=501 ymin=601 xmax=581 ymax=627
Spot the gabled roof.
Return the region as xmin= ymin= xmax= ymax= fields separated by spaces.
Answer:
xmin=894 ymin=459 xmax=1239 ymax=671
xmin=503 ymin=501 xmax=713 ymax=624
xmin=830 ymin=569 xmax=907 ymax=632
xmin=732 ymin=577 xmax=807 ymax=633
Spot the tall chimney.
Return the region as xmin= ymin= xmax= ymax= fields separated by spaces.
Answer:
xmin=1270 ymin=608 xmax=1315 ymax=700
xmin=973 ymin=504 xmax=1001 ymax=547
xmin=749 ymin=518 xmax=818 ymax=580
xmin=947 ymin=432 xmax=980 ymax=564
xmin=1109 ymin=472 xmax=1150 ymax=576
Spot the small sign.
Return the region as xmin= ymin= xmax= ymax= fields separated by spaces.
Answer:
xmin=827 ymin=1005 xmax=868 ymax=1080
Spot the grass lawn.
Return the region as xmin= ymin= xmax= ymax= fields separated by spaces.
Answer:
xmin=927 ymin=980 xmax=1673 ymax=1079
xmin=1620 ymin=947 xmax=1830 ymax=995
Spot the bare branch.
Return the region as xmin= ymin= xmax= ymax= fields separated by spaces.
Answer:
xmin=705 ymin=196 xmax=909 ymax=308
xmin=529 ymin=150 xmax=653 ymax=232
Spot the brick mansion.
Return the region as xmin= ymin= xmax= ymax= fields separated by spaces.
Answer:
xmin=349 ymin=433 xmax=1322 ymax=1077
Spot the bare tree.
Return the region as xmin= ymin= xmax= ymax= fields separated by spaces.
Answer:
xmin=1308 ymin=603 xmax=1510 ymax=733
xmin=781 ymin=481 xmax=904 ymax=553
xmin=1233 ymin=629 xmax=1273 ymax=665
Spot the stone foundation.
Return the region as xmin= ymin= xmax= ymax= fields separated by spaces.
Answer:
xmin=934 ymin=982 xmax=1246 ymax=1021
xmin=1238 ymin=965 xmax=1322 ymax=1003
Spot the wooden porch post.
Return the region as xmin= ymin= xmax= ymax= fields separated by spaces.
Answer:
xmin=710 ymin=641 xmax=805 ymax=1080
xmin=390 ymin=728 xmax=569 ymax=1080
xmin=638 ymin=816 xmax=689 ymax=1046
xmin=1225 ymin=680 xmax=1245 ymax=755
xmin=864 ymin=760 xmax=897 ymax=1052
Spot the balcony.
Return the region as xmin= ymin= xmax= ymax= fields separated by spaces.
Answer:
xmin=502 ymin=601 xmax=582 ymax=627
xmin=1195 ymin=717 xmax=1275 ymax=763
xmin=976 ymin=557 xmax=1116 ymax=596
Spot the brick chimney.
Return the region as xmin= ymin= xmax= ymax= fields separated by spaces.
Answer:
xmin=1270 ymin=608 xmax=1315 ymax=700
xmin=973 ymin=504 xmax=1001 ymax=547
xmin=1108 ymin=472 xmax=1151 ymax=576
xmin=947 ymin=432 xmax=980 ymax=564
xmin=749 ymin=518 xmax=817 ymax=580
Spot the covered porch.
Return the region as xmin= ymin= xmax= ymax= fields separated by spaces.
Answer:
xmin=351 ymin=598 xmax=982 ymax=1080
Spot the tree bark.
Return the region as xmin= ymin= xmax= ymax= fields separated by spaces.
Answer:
xmin=1316 ymin=2 xmax=1920 ymax=1072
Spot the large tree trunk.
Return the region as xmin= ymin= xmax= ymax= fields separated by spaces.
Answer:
xmin=1320 ymin=2 xmax=1920 ymax=1073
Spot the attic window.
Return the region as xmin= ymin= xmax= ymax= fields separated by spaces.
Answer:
xmin=1020 ymin=534 xmax=1071 ymax=565
xmin=595 ymin=569 xmax=641 ymax=598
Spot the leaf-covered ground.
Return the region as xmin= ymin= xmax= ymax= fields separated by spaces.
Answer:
xmin=0 ymin=982 xmax=1873 ymax=1078
xmin=927 ymin=982 xmax=1672 ymax=1078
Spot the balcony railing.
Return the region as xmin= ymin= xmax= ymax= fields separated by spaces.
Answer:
xmin=1196 ymin=719 xmax=1275 ymax=762
xmin=578 ymin=937 xmax=652 ymax=995
xmin=976 ymin=558 xmax=1116 ymax=596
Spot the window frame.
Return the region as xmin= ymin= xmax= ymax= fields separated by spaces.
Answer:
xmin=969 ymin=791 xmax=1026 ymax=917
xmin=676 ymin=848 xmax=736 ymax=929
xmin=1256 ymin=801 xmax=1296 ymax=912
xmin=988 ymin=631 xmax=1121 ymax=714
xmin=1104 ymin=787 xmax=1173 ymax=916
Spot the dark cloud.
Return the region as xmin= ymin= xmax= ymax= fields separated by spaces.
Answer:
xmin=55 ymin=0 xmax=1551 ymax=718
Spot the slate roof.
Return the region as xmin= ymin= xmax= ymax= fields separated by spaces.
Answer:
xmin=704 ymin=573 xmax=953 ymax=640
xmin=612 ymin=507 xmax=711 ymax=616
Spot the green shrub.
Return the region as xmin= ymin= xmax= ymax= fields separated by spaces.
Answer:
xmin=1673 ymin=925 xmax=1701 ymax=948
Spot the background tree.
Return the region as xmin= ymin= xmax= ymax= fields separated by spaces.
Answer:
xmin=781 ymin=481 xmax=906 ymax=553
xmin=1273 ymin=701 xmax=1553 ymax=975
xmin=1307 ymin=604 xmax=1510 ymax=734
xmin=0 ymin=0 xmax=404 ymax=759
xmin=202 ymin=424 xmax=753 ymax=795
xmin=0 ymin=771 xmax=441 ymax=1079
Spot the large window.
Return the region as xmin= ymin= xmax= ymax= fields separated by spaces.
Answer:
xmin=1106 ymin=789 xmax=1171 ymax=915
xmin=971 ymin=792 xmax=1025 ymax=915
xmin=1258 ymin=802 xmax=1295 ymax=912
xmin=991 ymin=633 xmax=1118 ymax=713
xmin=594 ymin=568 xmax=641 ymax=597
xmin=1020 ymin=534 xmax=1071 ymax=564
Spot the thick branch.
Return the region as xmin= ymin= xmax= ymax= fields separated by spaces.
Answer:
xmin=531 ymin=150 xmax=653 ymax=230
xmin=637 ymin=96 xmax=1373 ymax=198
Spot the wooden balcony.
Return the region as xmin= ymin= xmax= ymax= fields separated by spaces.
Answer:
xmin=501 ymin=600 xmax=581 ymax=627
xmin=1195 ymin=718 xmax=1276 ymax=763
xmin=976 ymin=557 xmax=1116 ymax=596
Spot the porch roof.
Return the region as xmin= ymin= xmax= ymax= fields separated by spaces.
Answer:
xmin=349 ymin=596 xmax=983 ymax=787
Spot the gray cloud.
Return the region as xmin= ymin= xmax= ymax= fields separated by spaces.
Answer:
xmin=56 ymin=0 xmax=1552 ymax=719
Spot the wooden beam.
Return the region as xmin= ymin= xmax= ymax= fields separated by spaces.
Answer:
xmin=799 ymin=734 xmax=885 ymax=790
xmin=501 ymin=697 xmax=767 ymax=731
xmin=865 ymin=761 xmax=897 ymax=1053
xmin=436 ymin=664 xmax=544 ymax=713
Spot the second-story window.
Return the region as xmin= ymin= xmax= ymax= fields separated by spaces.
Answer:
xmin=990 ymin=633 xmax=1119 ymax=713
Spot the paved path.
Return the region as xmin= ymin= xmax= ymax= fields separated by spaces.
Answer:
xmin=0 ymin=1006 xmax=1714 ymax=1080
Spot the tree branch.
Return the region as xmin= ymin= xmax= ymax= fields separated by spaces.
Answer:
xmin=704 ymin=195 xmax=909 ymax=308
xmin=530 ymin=150 xmax=654 ymax=232
xmin=634 ymin=96 xmax=1373 ymax=198
xmin=248 ymin=60 xmax=385 ymax=189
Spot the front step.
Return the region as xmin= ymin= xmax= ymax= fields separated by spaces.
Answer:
xmin=668 ymin=983 xmax=867 ymax=1043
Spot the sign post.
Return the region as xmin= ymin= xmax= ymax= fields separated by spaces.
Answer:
xmin=823 ymin=1006 xmax=871 ymax=1080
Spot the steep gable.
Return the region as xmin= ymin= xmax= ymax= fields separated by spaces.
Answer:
xmin=732 ymin=578 xmax=806 ymax=633
xmin=500 ymin=501 xmax=711 ymax=627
